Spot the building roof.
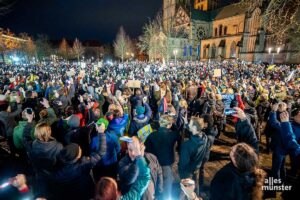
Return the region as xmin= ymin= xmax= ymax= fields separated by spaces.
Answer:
xmin=191 ymin=3 xmax=247 ymax=22
xmin=210 ymin=3 xmax=247 ymax=20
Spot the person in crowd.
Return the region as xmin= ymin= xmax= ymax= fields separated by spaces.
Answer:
xmin=210 ymin=143 xmax=266 ymax=200
xmin=38 ymin=98 xmax=58 ymax=126
xmin=268 ymin=102 xmax=289 ymax=180
xmin=128 ymin=102 xmax=152 ymax=136
xmin=91 ymin=118 xmax=121 ymax=181
xmin=22 ymin=112 xmax=63 ymax=198
xmin=94 ymin=136 xmax=151 ymax=200
xmin=178 ymin=116 xmax=210 ymax=195
xmin=51 ymin=140 xmax=106 ymax=200
xmin=233 ymin=107 xmax=259 ymax=153
xmin=145 ymin=115 xmax=180 ymax=200
xmin=0 ymin=93 xmax=22 ymax=154
xmin=118 ymin=136 xmax=163 ymax=200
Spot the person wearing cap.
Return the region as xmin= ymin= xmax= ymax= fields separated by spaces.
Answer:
xmin=91 ymin=118 xmax=120 ymax=181
xmin=51 ymin=140 xmax=106 ymax=200
xmin=128 ymin=102 xmax=152 ymax=137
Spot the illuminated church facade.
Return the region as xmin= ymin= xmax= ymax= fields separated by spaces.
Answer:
xmin=163 ymin=0 xmax=300 ymax=63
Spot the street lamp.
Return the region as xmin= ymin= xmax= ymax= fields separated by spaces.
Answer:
xmin=268 ymin=47 xmax=281 ymax=64
xmin=173 ymin=49 xmax=178 ymax=64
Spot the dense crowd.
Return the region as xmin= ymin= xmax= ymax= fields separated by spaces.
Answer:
xmin=0 ymin=60 xmax=299 ymax=200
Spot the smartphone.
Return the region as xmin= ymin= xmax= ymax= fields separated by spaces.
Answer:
xmin=26 ymin=108 xmax=33 ymax=115
xmin=120 ymin=136 xmax=133 ymax=143
xmin=181 ymin=179 xmax=195 ymax=187
xmin=224 ymin=108 xmax=237 ymax=116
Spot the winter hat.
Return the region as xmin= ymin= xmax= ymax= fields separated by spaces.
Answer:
xmin=136 ymin=105 xmax=145 ymax=115
xmin=59 ymin=143 xmax=80 ymax=164
xmin=67 ymin=114 xmax=80 ymax=128
xmin=96 ymin=118 xmax=109 ymax=130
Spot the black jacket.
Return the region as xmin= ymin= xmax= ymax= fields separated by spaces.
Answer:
xmin=22 ymin=122 xmax=63 ymax=176
xmin=51 ymin=154 xmax=103 ymax=200
xmin=178 ymin=134 xmax=209 ymax=179
xmin=145 ymin=127 xmax=180 ymax=166
xmin=210 ymin=162 xmax=257 ymax=200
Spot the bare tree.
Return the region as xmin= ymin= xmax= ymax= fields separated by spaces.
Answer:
xmin=72 ymin=38 xmax=85 ymax=62
xmin=114 ymin=26 xmax=131 ymax=62
xmin=35 ymin=35 xmax=53 ymax=61
xmin=58 ymin=38 xmax=70 ymax=60
xmin=239 ymin=0 xmax=300 ymax=43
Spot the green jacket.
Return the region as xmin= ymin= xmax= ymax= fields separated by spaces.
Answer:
xmin=13 ymin=121 xmax=35 ymax=149
xmin=121 ymin=156 xmax=151 ymax=200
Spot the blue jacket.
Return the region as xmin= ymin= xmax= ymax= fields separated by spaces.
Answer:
xmin=291 ymin=121 xmax=300 ymax=143
xmin=128 ymin=103 xmax=152 ymax=136
xmin=235 ymin=118 xmax=259 ymax=153
xmin=280 ymin=122 xmax=300 ymax=157
xmin=91 ymin=131 xmax=120 ymax=166
xmin=267 ymin=112 xmax=288 ymax=155
xmin=108 ymin=114 xmax=129 ymax=137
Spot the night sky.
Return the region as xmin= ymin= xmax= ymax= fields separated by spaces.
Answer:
xmin=0 ymin=0 xmax=162 ymax=43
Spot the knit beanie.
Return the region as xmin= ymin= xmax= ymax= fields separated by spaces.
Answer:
xmin=96 ymin=118 xmax=109 ymax=130
xmin=59 ymin=143 xmax=80 ymax=164
xmin=136 ymin=106 xmax=145 ymax=115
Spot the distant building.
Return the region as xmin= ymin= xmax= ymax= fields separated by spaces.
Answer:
xmin=163 ymin=0 xmax=300 ymax=63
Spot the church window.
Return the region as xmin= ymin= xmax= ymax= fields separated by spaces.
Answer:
xmin=219 ymin=25 xmax=223 ymax=36
xmin=224 ymin=26 xmax=228 ymax=35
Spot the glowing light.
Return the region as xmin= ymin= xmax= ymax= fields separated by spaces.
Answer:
xmin=268 ymin=47 xmax=272 ymax=54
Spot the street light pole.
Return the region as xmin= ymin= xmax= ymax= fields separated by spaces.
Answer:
xmin=173 ymin=49 xmax=178 ymax=64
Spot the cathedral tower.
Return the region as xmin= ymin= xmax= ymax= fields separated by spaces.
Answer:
xmin=194 ymin=0 xmax=219 ymax=11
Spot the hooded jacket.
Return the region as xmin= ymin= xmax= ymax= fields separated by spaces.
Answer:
xmin=128 ymin=103 xmax=152 ymax=136
xmin=107 ymin=113 xmax=129 ymax=137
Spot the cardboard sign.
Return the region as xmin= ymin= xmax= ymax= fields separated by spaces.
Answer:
xmin=127 ymin=80 xmax=141 ymax=88
xmin=213 ymin=69 xmax=222 ymax=77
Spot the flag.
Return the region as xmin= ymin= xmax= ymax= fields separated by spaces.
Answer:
xmin=189 ymin=45 xmax=193 ymax=56
xmin=197 ymin=44 xmax=200 ymax=58
xmin=183 ymin=45 xmax=187 ymax=57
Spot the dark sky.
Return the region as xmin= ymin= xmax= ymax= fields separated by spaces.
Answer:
xmin=0 ymin=0 xmax=162 ymax=43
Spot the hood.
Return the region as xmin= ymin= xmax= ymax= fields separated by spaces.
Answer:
xmin=133 ymin=115 xmax=148 ymax=124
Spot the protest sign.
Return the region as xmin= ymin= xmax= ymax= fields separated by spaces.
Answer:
xmin=213 ymin=69 xmax=222 ymax=77
xmin=137 ymin=124 xmax=153 ymax=143
xmin=127 ymin=80 xmax=141 ymax=88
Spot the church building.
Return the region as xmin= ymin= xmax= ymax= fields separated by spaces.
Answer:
xmin=163 ymin=0 xmax=300 ymax=63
